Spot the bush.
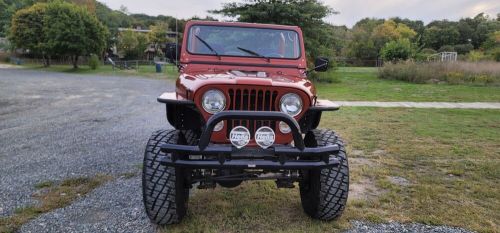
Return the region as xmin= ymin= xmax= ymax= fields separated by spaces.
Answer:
xmin=438 ymin=45 xmax=455 ymax=53
xmin=88 ymin=54 xmax=99 ymax=70
xmin=467 ymin=50 xmax=487 ymax=62
xmin=486 ymin=47 xmax=500 ymax=62
xmin=378 ymin=61 xmax=500 ymax=86
xmin=420 ymin=48 xmax=437 ymax=55
xmin=453 ymin=44 xmax=474 ymax=54
xmin=380 ymin=38 xmax=415 ymax=62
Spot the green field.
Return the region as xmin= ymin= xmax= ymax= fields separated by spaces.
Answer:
xmin=317 ymin=67 xmax=500 ymax=102
xmin=163 ymin=108 xmax=499 ymax=233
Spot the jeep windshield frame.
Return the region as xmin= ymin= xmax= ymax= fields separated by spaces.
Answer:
xmin=186 ymin=25 xmax=302 ymax=60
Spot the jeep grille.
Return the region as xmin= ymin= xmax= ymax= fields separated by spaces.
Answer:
xmin=226 ymin=88 xmax=278 ymax=138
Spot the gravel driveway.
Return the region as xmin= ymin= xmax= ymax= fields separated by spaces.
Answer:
xmin=0 ymin=68 xmax=170 ymax=232
xmin=0 ymin=68 xmax=472 ymax=233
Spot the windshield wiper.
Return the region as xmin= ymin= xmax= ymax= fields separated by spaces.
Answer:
xmin=195 ymin=35 xmax=221 ymax=60
xmin=237 ymin=47 xmax=270 ymax=62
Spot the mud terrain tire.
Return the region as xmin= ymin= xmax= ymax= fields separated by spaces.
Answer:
xmin=299 ymin=129 xmax=349 ymax=221
xmin=142 ymin=129 xmax=189 ymax=225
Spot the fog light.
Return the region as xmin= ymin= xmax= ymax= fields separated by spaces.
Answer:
xmin=230 ymin=126 xmax=250 ymax=149
xmin=279 ymin=121 xmax=291 ymax=134
xmin=255 ymin=126 xmax=275 ymax=149
xmin=214 ymin=121 xmax=224 ymax=132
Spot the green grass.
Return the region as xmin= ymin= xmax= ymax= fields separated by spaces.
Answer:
xmin=162 ymin=108 xmax=499 ymax=233
xmin=21 ymin=63 xmax=179 ymax=79
xmin=316 ymin=67 xmax=500 ymax=102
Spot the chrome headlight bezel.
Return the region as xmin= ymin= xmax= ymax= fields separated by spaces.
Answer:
xmin=279 ymin=93 xmax=303 ymax=117
xmin=201 ymin=89 xmax=226 ymax=114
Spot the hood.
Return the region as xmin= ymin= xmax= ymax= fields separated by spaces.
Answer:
xmin=176 ymin=69 xmax=316 ymax=99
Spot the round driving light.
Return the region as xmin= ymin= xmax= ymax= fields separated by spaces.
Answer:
xmin=229 ymin=126 xmax=250 ymax=149
xmin=255 ymin=126 xmax=275 ymax=149
xmin=280 ymin=93 xmax=302 ymax=117
xmin=214 ymin=121 xmax=224 ymax=132
xmin=202 ymin=89 xmax=226 ymax=114
xmin=279 ymin=121 xmax=291 ymax=134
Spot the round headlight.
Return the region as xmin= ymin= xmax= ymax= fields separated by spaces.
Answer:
xmin=202 ymin=89 xmax=226 ymax=114
xmin=280 ymin=93 xmax=302 ymax=117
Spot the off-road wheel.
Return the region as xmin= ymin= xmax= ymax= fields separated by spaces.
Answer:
xmin=142 ymin=129 xmax=190 ymax=225
xmin=299 ymin=129 xmax=349 ymax=221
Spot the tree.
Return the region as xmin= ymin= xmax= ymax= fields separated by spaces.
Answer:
xmin=371 ymin=20 xmax=416 ymax=50
xmin=148 ymin=22 xmax=172 ymax=56
xmin=422 ymin=24 xmax=460 ymax=50
xmin=0 ymin=0 xmax=38 ymax=37
xmin=210 ymin=0 xmax=337 ymax=61
xmin=9 ymin=2 xmax=51 ymax=66
xmin=43 ymin=1 xmax=108 ymax=68
xmin=380 ymin=38 xmax=415 ymax=61
xmin=117 ymin=30 xmax=148 ymax=59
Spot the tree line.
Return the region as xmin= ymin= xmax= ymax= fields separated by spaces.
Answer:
xmin=1 ymin=0 xmax=499 ymax=68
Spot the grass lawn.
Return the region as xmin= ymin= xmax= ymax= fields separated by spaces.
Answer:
xmin=163 ymin=108 xmax=499 ymax=233
xmin=20 ymin=63 xmax=179 ymax=79
xmin=316 ymin=67 xmax=500 ymax=102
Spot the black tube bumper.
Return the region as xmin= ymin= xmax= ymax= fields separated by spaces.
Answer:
xmin=159 ymin=111 xmax=340 ymax=170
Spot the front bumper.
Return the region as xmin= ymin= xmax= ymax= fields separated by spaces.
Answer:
xmin=160 ymin=111 xmax=340 ymax=170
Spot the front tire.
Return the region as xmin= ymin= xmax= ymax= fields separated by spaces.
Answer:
xmin=299 ymin=129 xmax=349 ymax=221
xmin=142 ymin=129 xmax=189 ymax=225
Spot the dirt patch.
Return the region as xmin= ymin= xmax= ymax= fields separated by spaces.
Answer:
xmin=351 ymin=149 xmax=365 ymax=157
xmin=350 ymin=157 xmax=376 ymax=167
xmin=349 ymin=177 xmax=386 ymax=200
xmin=372 ymin=149 xmax=387 ymax=156
xmin=349 ymin=156 xmax=385 ymax=201
xmin=388 ymin=176 xmax=411 ymax=187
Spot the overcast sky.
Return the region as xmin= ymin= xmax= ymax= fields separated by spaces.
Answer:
xmin=100 ymin=0 xmax=500 ymax=28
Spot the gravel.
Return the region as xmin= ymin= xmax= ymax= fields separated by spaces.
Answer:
xmin=20 ymin=177 xmax=155 ymax=233
xmin=0 ymin=68 xmax=172 ymax=218
xmin=345 ymin=221 xmax=474 ymax=233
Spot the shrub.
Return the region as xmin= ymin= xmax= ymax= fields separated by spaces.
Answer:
xmin=378 ymin=61 xmax=500 ymax=86
xmin=88 ymin=54 xmax=99 ymax=70
xmin=420 ymin=48 xmax=437 ymax=54
xmin=486 ymin=47 xmax=500 ymax=62
xmin=467 ymin=50 xmax=486 ymax=62
xmin=438 ymin=45 xmax=455 ymax=53
xmin=445 ymin=72 xmax=465 ymax=84
xmin=453 ymin=44 xmax=474 ymax=54
xmin=380 ymin=38 xmax=415 ymax=62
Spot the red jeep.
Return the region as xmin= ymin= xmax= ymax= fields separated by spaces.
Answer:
xmin=142 ymin=21 xmax=349 ymax=225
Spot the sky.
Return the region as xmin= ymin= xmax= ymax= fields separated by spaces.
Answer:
xmin=99 ymin=0 xmax=500 ymax=28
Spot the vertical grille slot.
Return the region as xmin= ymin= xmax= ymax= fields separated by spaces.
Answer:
xmin=226 ymin=88 xmax=279 ymax=139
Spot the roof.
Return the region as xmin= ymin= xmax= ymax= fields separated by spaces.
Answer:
xmin=186 ymin=20 xmax=301 ymax=31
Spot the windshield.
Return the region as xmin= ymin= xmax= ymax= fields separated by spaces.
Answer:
xmin=187 ymin=25 xmax=301 ymax=59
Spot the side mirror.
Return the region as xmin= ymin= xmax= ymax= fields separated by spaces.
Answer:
xmin=314 ymin=57 xmax=329 ymax=72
